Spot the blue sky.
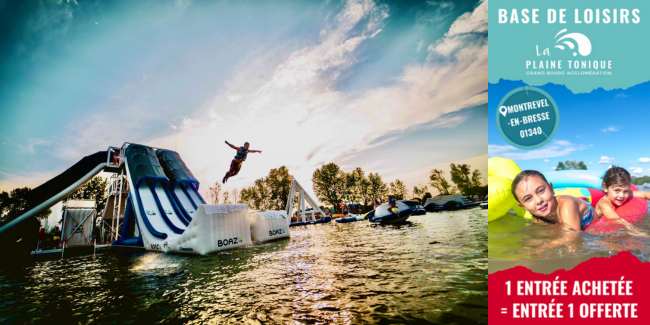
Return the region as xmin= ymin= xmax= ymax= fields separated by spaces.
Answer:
xmin=489 ymin=79 xmax=650 ymax=176
xmin=0 ymin=0 xmax=488 ymax=201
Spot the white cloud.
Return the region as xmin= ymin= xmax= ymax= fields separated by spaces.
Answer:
xmin=427 ymin=1 xmax=455 ymax=9
xmin=629 ymin=167 xmax=643 ymax=174
xmin=551 ymin=167 xmax=557 ymax=170
xmin=488 ymin=140 xmax=586 ymax=160
xmin=4 ymin=138 xmax=52 ymax=155
xmin=416 ymin=39 xmax=424 ymax=52
xmin=601 ymin=126 xmax=619 ymax=132
xmin=428 ymin=0 xmax=486 ymax=57
xmin=4 ymin=0 xmax=488 ymax=203
xmin=615 ymin=93 xmax=628 ymax=98
xmin=638 ymin=157 xmax=650 ymax=163
xmin=589 ymin=162 xmax=593 ymax=164
xmin=544 ymin=159 xmax=549 ymax=162
xmin=599 ymin=156 xmax=614 ymax=164
xmin=226 ymin=94 xmax=242 ymax=103
xmin=630 ymin=160 xmax=634 ymax=163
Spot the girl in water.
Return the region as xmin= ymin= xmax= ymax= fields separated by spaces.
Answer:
xmin=511 ymin=170 xmax=595 ymax=231
xmin=512 ymin=169 xmax=648 ymax=235
xmin=595 ymin=167 xmax=650 ymax=219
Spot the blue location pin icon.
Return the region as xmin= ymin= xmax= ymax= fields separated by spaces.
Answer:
xmin=499 ymin=106 xmax=507 ymax=117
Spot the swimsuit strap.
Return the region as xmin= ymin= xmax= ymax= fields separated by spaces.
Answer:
xmin=580 ymin=204 xmax=594 ymax=230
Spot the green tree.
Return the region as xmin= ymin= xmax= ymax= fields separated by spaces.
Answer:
xmin=389 ymin=179 xmax=408 ymax=200
xmin=207 ymin=181 xmax=222 ymax=204
xmin=413 ymin=184 xmax=428 ymax=199
xmin=429 ymin=169 xmax=454 ymax=195
xmin=358 ymin=176 xmax=374 ymax=211
xmin=63 ymin=176 xmax=109 ymax=214
xmin=465 ymin=169 xmax=487 ymax=199
xmin=555 ymin=160 xmax=587 ymax=171
xmin=231 ymin=189 xmax=238 ymax=204
xmin=422 ymin=192 xmax=433 ymax=204
xmin=632 ymin=176 xmax=650 ymax=186
xmin=0 ymin=187 xmax=52 ymax=227
xmin=471 ymin=170 xmax=484 ymax=187
xmin=367 ymin=172 xmax=389 ymax=203
xmin=263 ymin=166 xmax=294 ymax=210
xmin=345 ymin=167 xmax=375 ymax=210
xmin=344 ymin=167 xmax=366 ymax=204
xmin=450 ymin=163 xmax=472 ymax=195
xmin=239 ymin=166 xmax=294 ymax=210
xmin=239 ymin=187 xmax=253 ymax=208
xmin=312 ymin=163 xmax=346 ymax=208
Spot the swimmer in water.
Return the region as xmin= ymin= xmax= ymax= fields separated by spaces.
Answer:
xmin=512 ymin=170 xmax=595 ymax=231
xmin=595 ymin=167 xmax=650 ymax=219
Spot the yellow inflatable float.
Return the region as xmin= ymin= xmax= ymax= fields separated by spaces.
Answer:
xmin=487 ymin=157 xmax=526 ymax=221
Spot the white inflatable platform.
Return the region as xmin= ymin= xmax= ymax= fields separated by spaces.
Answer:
xmin=250 ymin=211 xmax=290 ymax=243
xmin=168 ymin=204 xmax=252 ymax=255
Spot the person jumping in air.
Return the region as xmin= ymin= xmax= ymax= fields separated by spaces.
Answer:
xmin=222 ymin=141 xmax=262 ymax=183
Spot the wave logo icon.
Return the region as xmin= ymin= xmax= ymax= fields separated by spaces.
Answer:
xmin=554 ymin=29 xmax=591 ymax=56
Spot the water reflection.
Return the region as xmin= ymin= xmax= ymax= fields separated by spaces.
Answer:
xmin=1 ymin=210 xmax=487 ymax=324
xmin=489 ymin=209 xmax=650 ymax=274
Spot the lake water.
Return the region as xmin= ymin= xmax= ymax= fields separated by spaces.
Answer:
xmin=489 ymin=188 xmax=650 ymax=274
xmin=0 ymin=210 xmax=487 ymax=324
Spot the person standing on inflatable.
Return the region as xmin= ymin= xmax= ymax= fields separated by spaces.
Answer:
xmin=373 ymin=197 xmax=381 ymax=209
xmin=222 ymin=141 xmax=262 ymax=183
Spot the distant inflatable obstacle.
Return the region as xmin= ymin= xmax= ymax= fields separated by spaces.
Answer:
xmin=250 ymin=211 xmax=290 ymax=242
xmin=286 ymin=180 xmax=331 ymax=227
xmin=368 ymin=202 xmax=412 ymax=224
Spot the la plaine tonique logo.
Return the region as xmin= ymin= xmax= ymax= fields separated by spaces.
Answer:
xmin=553 ymin=29 xmax=592 ymax=56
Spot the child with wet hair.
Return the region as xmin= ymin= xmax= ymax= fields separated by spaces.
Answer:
xmin=595 ymin=167 xmax=650 ymax=219
xmin=511 ymin=170 xmax=596 ymax=231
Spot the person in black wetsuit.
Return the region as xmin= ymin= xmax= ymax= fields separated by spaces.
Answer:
xmin=222 ymin=141 xmax=262 ymax=183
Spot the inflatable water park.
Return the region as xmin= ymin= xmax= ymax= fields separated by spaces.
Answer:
xmin=333 ymin=199 xmax=428 ymax=224
xmin=488 ymin=157 xmax=648 ymax=227
xmin=424 ymin=194 xmax=480 ymax=212
xmin=0 ymin=143 xmax=341 ymax=257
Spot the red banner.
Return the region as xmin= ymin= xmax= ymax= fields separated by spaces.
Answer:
xmin=489 ymin=251 xmax=650 ymax=323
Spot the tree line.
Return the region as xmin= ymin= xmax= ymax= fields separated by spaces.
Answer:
xmin=1 ymin=160 xmax=486 ymax=226
xmin=0 ymin=176 xmax=108 ymax=228
xmin=428 ymin=163 xmax=486 ymax=198
xmin=632 ymin=175 xmax=650 ymax=186
xmin=208 ymin=162 xmax=485 ymax=212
